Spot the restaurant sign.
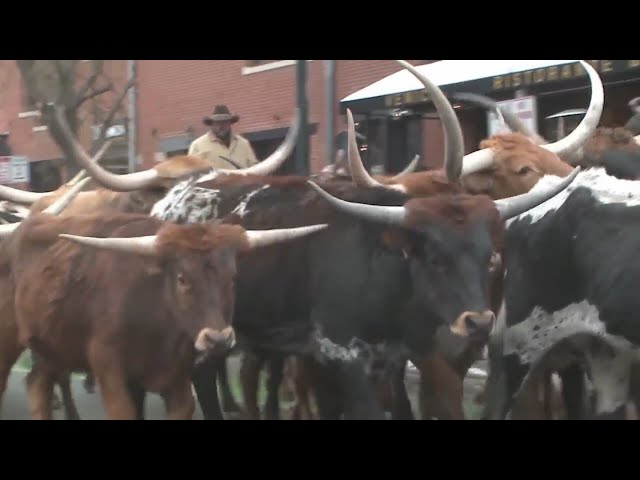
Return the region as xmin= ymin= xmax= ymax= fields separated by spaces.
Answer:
xmin=383 ymin=60 xmax=640 ymax=109
xmin=491 ymin=60 xmax=640 ymax=91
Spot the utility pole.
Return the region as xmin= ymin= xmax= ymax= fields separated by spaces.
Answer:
xmin=295 ymin=60 xmax=309 ymax=175
xmin=127 ymin=60 xmax=137 ymax=173
xmin=324 ymin=60 xmax=336 ymax=166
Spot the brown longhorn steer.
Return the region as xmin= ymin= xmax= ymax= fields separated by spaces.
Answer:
xmin=0 ymin=105 xmax=303 ymax=419
xmin=0 ymin=211 xmax=327 ymax=420
xmin=0 ymin=178 xmax=92 ymax=418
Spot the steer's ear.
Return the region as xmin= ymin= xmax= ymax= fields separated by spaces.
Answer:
xmin=460 ymin=170 xmax=495 ymax=196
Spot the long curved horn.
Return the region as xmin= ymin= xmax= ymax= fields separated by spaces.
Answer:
xmin=494 ymin=166 xmax=581 ymax=221
xmin=390 ymin=154 xmax=420 ymax=180
xmin=244 ymin=224 xmax=328 ymax=249
xmin=307 ymin=180 xmax=406 ymax=226
xmin=461 ymin=61 xmax=603 ymax=177
xmin=460 ymin=148 xmax=498 ymax=176
xmin=345 ymin=109 xmax=386 ymax=189
xmin=58 ymin=234 xmax=158 ymax=256
xmin=540 ymin=61 xmax=604 ymax=157
xmin=66 ymin=138 xmax=113 ymax=186
xmin=59 ymin=223 xmax=329 ymax=256
xmin=396 ymin=60 xmax=464 ymax=183
xmin=51 ymin=105 xmax=162 ymax=192
xmin=449 ymin=92 xmax=549 ymax=145
xmin=213 ymin=108 xmax=301 ymax=177
xmin=42 ymin=177 xmax=92 ymax=215
xmin=0 ymin=185 xmax=51 ymax=204
xmin=0 ymin=177 xmax=91 ymax=238
xmin=0 ymin=139 xmax=112 ymax=205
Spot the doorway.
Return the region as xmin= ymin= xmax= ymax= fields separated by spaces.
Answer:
xmin=385 ymin=115 xmax=423 ymax=174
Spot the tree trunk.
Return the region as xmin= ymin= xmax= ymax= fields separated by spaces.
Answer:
xmin=15 ymin=60 xmax=134 ymax=185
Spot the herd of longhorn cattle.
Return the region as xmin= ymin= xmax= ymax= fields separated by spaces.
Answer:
xmin=0 ymin=59 xmax=639 ymax=419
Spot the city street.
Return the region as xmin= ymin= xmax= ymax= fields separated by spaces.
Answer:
xmin=1 ymin=356 xmax=487 ymax=420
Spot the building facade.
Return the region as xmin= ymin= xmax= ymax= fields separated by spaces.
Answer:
xmin=5 ymin=60 xmax=635 ymax=192
xmin=0 ymin=60 xmax=432 ymax=191
xmin=136 ymin=60 xmax=432 ymax=173
xmin=342 ymin=60 xmax=640 ymax=172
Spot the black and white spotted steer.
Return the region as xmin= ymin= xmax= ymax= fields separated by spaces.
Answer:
xmin=146 ymin=160 xmax=578 ymax=420
xmin=493 ymin=167 xmax=640 ymax=419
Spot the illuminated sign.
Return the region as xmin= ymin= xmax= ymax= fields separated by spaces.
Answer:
xmin=382 ymin=61 xmax=640 ymax=109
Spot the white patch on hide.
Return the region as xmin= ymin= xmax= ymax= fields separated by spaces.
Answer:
xmin=468 ymin=367 xmax=488 ymax=378
xmin=504 ymin=299 xmax=640 ymax=415
xmin=150 ymin=177 xmax=195 ymax=218
xmin=315 ymin=335 xmax=366 ymax=363
xmin=150 ymin=176 xmax=222 ymax=223
xmin=504 ymin=300 xmax=607 ymax=366
xmin=507 ymin=167 xmax=640 ymax=227
xmin=230 ymin=185 xmax=269 ymax=218
xmin=585 ymin=341 xmax=634 ymax=415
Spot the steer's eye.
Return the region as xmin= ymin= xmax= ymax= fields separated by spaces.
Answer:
xmin=177 ymin=273 xmax=189 ymax=288
xmin=517 ymin=166 xmax=533 ymax=175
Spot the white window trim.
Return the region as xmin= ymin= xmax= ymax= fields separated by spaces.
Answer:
xmin=18 ymin=110 xmax=41 ymax=118
xmin=242 ymin=60 xmax=314 ymax=75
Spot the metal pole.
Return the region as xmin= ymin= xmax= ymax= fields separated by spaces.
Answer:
xmin=295 ymin=60 xmax=309 ymax=175
xmin=324 ymin=60 xmax=336 ymax=166
xmin=127 ymin=60 xmax=137 ymax=173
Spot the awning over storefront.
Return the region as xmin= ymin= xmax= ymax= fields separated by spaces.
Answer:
xmin=340 ymin=60 xmax=640 ymax=114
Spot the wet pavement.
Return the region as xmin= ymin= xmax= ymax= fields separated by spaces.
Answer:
xmin=1 ymin=356 xmax=488 ymax=420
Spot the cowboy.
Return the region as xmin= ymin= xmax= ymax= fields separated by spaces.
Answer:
xmin=188 ymin=104 xmax=259 ymax=169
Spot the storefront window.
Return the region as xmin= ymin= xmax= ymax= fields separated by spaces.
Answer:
xmin=544 ymin=109 xmax=587 ymax=141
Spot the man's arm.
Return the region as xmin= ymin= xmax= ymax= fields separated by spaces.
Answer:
xmin=246 ymin=140 xmax=258 ymax=166
xmin=188 ymin=140 xmax=199 ymax=156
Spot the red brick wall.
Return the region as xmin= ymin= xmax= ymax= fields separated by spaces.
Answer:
xmin=0 ymin=60 xmax=129 ymax=180
xmin=137 ymin=60 xmax=432 ymax=173
xmin=0 ymin=60 xmax=434 ymax=188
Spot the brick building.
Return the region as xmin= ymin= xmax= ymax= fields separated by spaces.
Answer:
xmin=342 ymin=60 xmax=640 ymax=171
xmin=0 ymin=60 xmax=132 ymax=191
xmin=0 ymin=60 xmax=432 ymax=192
xmin=137 ymin=60 xmax=431 ymax=173
xmin=3 ymin=60 xmax=640 ymax=193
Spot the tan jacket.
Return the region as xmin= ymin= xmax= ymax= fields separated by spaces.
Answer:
xmin=188 ymin=132 xmax=258 ymax=169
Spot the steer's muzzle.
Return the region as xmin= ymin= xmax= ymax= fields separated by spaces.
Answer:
xmin=194 ymin=326 xmax=236 ymax=356
xmin=450 ymin=311 xmax=495 ymax=342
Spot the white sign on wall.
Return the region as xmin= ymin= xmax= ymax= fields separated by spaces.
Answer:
xmin=486 ymin=95 xmax=538 ymax=137
xmin=0 ymin=156 xmax=30 ymax=184
xmin=10 ymin=157 xmax=30 ymax=183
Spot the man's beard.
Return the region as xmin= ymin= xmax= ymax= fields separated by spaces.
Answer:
xmin=215 ymin=130 xmax=231 ymax=145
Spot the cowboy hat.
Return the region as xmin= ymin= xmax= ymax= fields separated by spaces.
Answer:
xmin=203 ymin=104 xmax=239 ymax=125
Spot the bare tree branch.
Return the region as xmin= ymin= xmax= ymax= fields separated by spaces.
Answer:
xmin=74 ymin=61 xmax=111 ymax=110
xmin=75 ymin=75 xmax=99 ymax=107
xmin=16 ymin=60 xmax=136 ymax=181
xmin=75 ymin=82 xmax=114 ymax=110
xmin=96 ymin=76 xmax=135 ymax=145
